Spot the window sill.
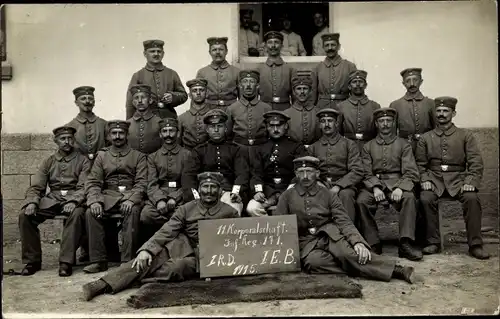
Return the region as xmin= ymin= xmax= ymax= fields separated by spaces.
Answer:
xmin=2 ymin=61 xmax=12 ymax=81
xmin=239 ymin=56 xmax=326 ymax=64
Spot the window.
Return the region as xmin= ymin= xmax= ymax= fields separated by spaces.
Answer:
xmin=1 ymin=5 xmax=12 ymax=81
xmin=238 ymin=3 xmax=331 ymax=63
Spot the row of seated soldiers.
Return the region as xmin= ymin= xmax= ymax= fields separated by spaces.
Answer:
xmin=17 ymin=69 xmax=489 ymax=278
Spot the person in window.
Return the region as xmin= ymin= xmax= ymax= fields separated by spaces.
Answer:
xmin=239 ymin=10 xmax=260 ymax=57
xmin=312 ymin=12 xmax=329 ymax=56
xmin=280 ymin=14 xmax=307 ymax=57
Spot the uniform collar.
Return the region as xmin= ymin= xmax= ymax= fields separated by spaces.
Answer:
xmin=292 ymin=101 xmax=314 ymax=111
xmin=75 ymin=113 xmax=97 ymax=124
xmin=144 ymin=63 xmax=165 ymax=72
xmin=375 ymin=134 xmax=398 ymax=145
xmin=295 ymin=183 xmax=321 ymax=196
xmin=240 ymin=96 xmax=260 ymax=107
xmin=132 ymin=110 xmax=155 ymax=121
xmin=403 ymin=91 xmax=424 ymax=101
xmin=323 ymin=54 xmax=342 ymax=67
xmin=210 ymin=60 xmax=230 ymax=70
xmin=109 ymin=145 xmax=132 ymax=157
xmin=434 ymin=124 xmax=457 ymax=136
xmin=266 ymin=56 xmax=284 ymax=66
xmin=197 ymin=199 xmax=225 ymax=216
xmin=189 ymin=103 xmax=210 ymax=116
xmin=54 ymin=150 xmax=78 ymax=162
xmin=348 ymin=95 xmax=369 ymax=105
xmin=161 ymin=143 xmax=180 ymax=155
xmin=320 ymin=134 xmax=342 ymax=145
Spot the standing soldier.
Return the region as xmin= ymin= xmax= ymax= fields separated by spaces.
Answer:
xmin=356 ymin=108 xmax=422 ymax=260
xmin=127 ymin=84 xmax=163 ymax=154
xmin=415 ymin=97 xmax=489 ymax=260
xmin=389 ymin=68 xmax=435 ymax=152
xmin=307 ymin=109 xmax=364 ymax=224
xmin=125 ymin=40 xmax=188 ymax=120
xmin=247 ymin=111 xmax=307 ymax=217
xmin=280 ymin=14 xmax=307 ymax=57
xmin=239 ymin=9 xmax=260 ymax=57
xmin=18 ymin=126 xmax=90 ymax=276
xmin=196 ymin=37 xmax=240 ymax=110
xmin=84 ymin=120 xmax=148 ymax=273
xmin=314 ymin=33 xmax=357 ymax=109
xmin=258 ymin=31 xmax=293 ymax=111
xmin=337 ymin=70 xmax=381 ymax=150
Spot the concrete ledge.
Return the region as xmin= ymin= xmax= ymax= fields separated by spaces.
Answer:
xmin=31 ymin=134 xmax=57 ymax=151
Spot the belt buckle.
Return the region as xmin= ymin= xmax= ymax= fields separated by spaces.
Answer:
xmin=60 ymin=190 xmax=68 ymax=196
xmin=441 ymin=165 xmax=449 ymax=171
xmin=248 ymin=139 xmax=254 ymax=145
xmin=158 ymin=102 xmax=165 ymax=109
xmin=273 ymin=97 xmax=280 ymax=103
xmin=330 ymin=94 xmax=336 ymax=100
xmin=273 ymin=178 xmax=282 ymax=185
xmin=308 ymin=227 xmax=317 ymax=235
xmin=414 ymin=134 xmax=421 ymax=139
xmin=304 ymin=144 xmax=310 ymax=149
xmin=168 ymin=182 xmax=177 ymax=188
xmin=355 ymin=133 xmax=363 ymax=140
xmin=326 ymin=177 xmax=332 ymax=183
xmin=218 ymin=100 xmax=224 ymax=106
xmin=88 ymin=153 xmax=94 ymax=160
xmin=118 ymin=186 xmax=126 ymax=193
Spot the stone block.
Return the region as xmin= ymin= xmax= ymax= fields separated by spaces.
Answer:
xmin=1 ymin=134 xmax=31 ymax=151
xmin=2 ymin=150 xmax=53 ymax=174
xmin=2 ymin=199 xmax=24 ymax=244
xmin=470 ymin=128 xmax=499 ymax=169
xmin=3 ymin=223 xmax=20 ymax=244
xmin=478 ymin=168 xmax=498 ymax=195
xmin=40 ymin=220 xmax=62 ymax=242
xmin=30 ymin=134 xmax=57 ymax=151
xmin=1 ymin=175 xmax=30 ymax=200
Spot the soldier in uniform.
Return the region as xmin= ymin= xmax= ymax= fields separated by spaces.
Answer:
xmin=307 ymin=108 xmax=364 ymax=224
xmin=389 ymin=68 xmax=435 ymax=152
xmin=182 ymin=109 xmax=249 ymax=215
xmin=280 ymin=14 xmax=307 ymax=57
xmin=284 ymin=74 xmax=321 ymax=147
xmin=127 ymin=84 xmax=163 ymax=154
xmin=247 ymin=111 xmax=307 ymax=217
xmin=239 ymin=9 xmax=260 ymax=57
xmin=177 ymin=79 xmax=211 ymax=150
xmin=82 ymin=172 xmax=239 ymax=301
xmin=415 ymin=97 xmax=489 ymax=260
xmin=125 ymin=40 xmax=188 ymax=120
xmin=18 ymin=126 xmax=90 ymax=276
xmin=274 ymin=156 xmax=417 ymax=285
xmin=196 ymin=37 xmax=240 ymax=110
xmin=314 ymin=33 xmax=357 ymax=109
xmin=337 ymin=70 xmax=381 ymax=150
xmin=258 ymin=31 xmax=293 ymax=111
xmin=84 ymin=120 xmax=148 ymax=273
xmin=356 ymin=108 xmax=422 ymax=260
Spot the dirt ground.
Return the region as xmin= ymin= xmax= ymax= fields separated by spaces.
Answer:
xmin=2 ymin=217 xmax=499 ymax=317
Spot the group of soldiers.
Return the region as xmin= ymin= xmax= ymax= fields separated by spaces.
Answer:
xmin=17 ymin=30 xmax=490 ymax=302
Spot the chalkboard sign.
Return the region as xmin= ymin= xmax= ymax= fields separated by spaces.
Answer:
xmin=198 ymin=215 xmax=301 ymax=278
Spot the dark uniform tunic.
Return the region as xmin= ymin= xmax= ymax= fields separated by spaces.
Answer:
xmin=99 ymin=200 xmax=238 ymax=292
xmin=308 ymin=134 xmax=364 ymax=221
xmin=258 ymin=57 xmax=293 ymax=111
xmin=284 ymin=102 xmax=322 ymax=146
xmin=19 ymin=151 xmax=90 ymax=264
xmin=85 ymin=145 xmax=148 ymax=262
xmin=357 ymin=136 xmax=420 ymax=246
xmin=66 ymin=113 xmax=108 ymax=161
xmin=177 ymin=104 xmax=211 ymax=150
xmin=314 ymin=55 xmax=357 ymax=109
xmin=226 ymin=97 xmax=272 ymax=146
xmin=274 ymin=183 xmax=396 ymax=281
xmin=415 ymin=125 xmax=484 ymax=247
xmin=126 ymin=64 xmax=188 ymax=120
xmin=196 ymin=60 xmax=240 ymax=109
xmin=127 ymin=111 xmax=163 ymax=155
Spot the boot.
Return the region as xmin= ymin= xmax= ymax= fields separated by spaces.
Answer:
xmin=83 ymin=262 xmax=108 ymax=274
xmin=58 ymin=262 xmax=73 ymax=277
xmin=82 ymin=279 xmax=108 ymax=301
xmin=371 ymin=243 xmax=383 ymax=255
xmin=21 ymin=262 xmax=42 ymax=276
xmin=78 ymin=250 xmax=90 ymax=263
xmin=469 ymin=245 xmax=490 ymax=260
xmin=392 ymin=265 xmax=415 ymax=284
xmin=398 ymin=238 xmax=423 ymax=261
xmin=422 ymin=244 xmax=440 ymax=255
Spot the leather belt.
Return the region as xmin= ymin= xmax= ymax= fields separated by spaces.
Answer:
xmin=375 ymin=173 xmax=402 ymax=179
xmin=273 ymin=178 xmax=282 ymax=185
xmin=104 ymin=184 xmax=133 ymax=192
xmin=233 ymin=136 xmax=266 ymax=146
xmin=206 ymin=99 xmax=236 ymax=107
xmin=319 ymin=94 xmax=348 ymax=101
xmin=429 ymin=165 xmax=465 ymax=172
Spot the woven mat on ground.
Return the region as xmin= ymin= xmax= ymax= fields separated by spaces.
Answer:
xmin=126 ymin=272 xmax=362 ymax=309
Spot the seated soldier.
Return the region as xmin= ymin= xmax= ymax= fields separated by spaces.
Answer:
xmin=247 ymin=110 xmax=307 ymax=216
xmin=82 ymin=172 xmax=239 ymax=301
xmin=84 ymin=120 xmax=148 ymax=273
xmin=307 ymin=108 xmax=364 ymax=224
xmin=18 ymin=126 xmax=90 ymax=276
xmin=275 ymin=156 xmax=416 ymax=284
xmin=356 ymin=108 xmax=422 ymax=260
xmin=182 ymin=109 xmax=248 ymax=215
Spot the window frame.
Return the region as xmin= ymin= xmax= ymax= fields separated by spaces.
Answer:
xmin=1 ymin=5 xmax=12 ymax=81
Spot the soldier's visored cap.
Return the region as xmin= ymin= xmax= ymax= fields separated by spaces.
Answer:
xmin=400 ymin=68 xmax=422 ymax=79
xmin=264 ymin=31 xmax=284 ymax=42
xmin=129 ymin=84 xmax=152 ymax=96
xmin=143 ymin=39 xmax=164 ymax=50
xmin=107 ymin=120 xmax=131 ymax=132
xmin=52 ymin=125 xmax=77 ymax=137
xmin=434 ymin=96 xmax=458 ymax=110
xmin=207 ymin=37 xmax=228 ymax=47
xmin=321 ymin=33 xmax=340 ymax=43
xmin=316 ymin=108 xmax=340 ymax=119
xmin=348 ymin=70 xmax=368 ymax=83
xmin=239 ymin=69 xmax=260 ymax=82
xmin=291 ymin=74 xmax=313 ymax=88
xmin=198 ymin=171 xmax=224 ymax=186
xmin=73 ymin=86 xmax=95 ymax=99
xmin=203 ymin=109 xmax=228 ymax=124
xmin=373 ymin=107 xmax=398 ymax=120
xmin=186 ymin=78 xmax=208 ymax=89
xmin=159 ymin=118 xmax=179 ymax=129
xmin=293 ymin=156 xmax=321 ymax=170
xmin=263 ymin=110 xmax=290 ymax=124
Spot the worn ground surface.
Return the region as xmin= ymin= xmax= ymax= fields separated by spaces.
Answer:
xmin=2 ymin=214 xmax=499 ymax=317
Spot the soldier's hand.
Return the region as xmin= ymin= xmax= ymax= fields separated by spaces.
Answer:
xmin=373 ymin=187 xmax=386 ymax=202
xmin=330 ymin=185 xmax=341 ymax=195
xmin=163 ymin=93 xmax=173 ymax=104
xmin=131 ymin=250 xmax=152 ymax=273
xmin=90 ymin=203 xmax=103 ymax=218
xmin=62 ymin=202 xmax=77 ymax=214
xmin=156 ymin=200 xmax=168 ymax=215
xmin=24 ymin=203 xmax=37 ymax=216
xmin=230 ymin=192 xmax=242 ymax=203
xmin=120 ymin=200 xmax=134 ymax=216
xmin=421 ymin=181 xmax=433 ymax=191
xmin=253 ymin=192 xmax=266 ymax=203
xmin=461 ymin=184 xmax=475 ymax=192
xmin=166 ymin=198 xmax=176 ymax=211
xmin=390 ymin=188 xmax=403 ymax=203
xmin=353 ymin=243 xmax=372 ymax=265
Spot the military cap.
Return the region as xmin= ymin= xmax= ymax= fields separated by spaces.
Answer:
xmin=239 ymin=69 xmax=260 ymax=82
xmin=107 ymin=120 xmax=130 ymax=132
xmin=73 ymin=86 xmax=95 ymax=99
xmin=198 ymin=171 xmax=224 ymax=186
xmin=434 ymin=96 xmax=458 ymax=110
xmin=293 ymin=156 xmax=320 ymax=170
xmin=129 ymin=84 xmax=152 ymax=96
xmin=263 ymin=110 xmax=290 ymax=124
xmin=52 ymin=125 xmax=77 ymax=137
xmin=207 ymin=37 xmax=228 ymax=47
xmin=321 ymin=33 xmax=340 ymax=43
xmin=291 ymin=74 xmax=313 ymax=88
xmin=264 ymin=31 xmax=284 ymax=42
xmin=348 ymin=70 xmax=368 ymax=83
xmin=373 ymin=107 xmax=398 ymax=120
xmin=203 ymin=109 xmax=228 ymax=124
xmin=186 ymin=78 xmax=208 ymax=89
xmin=316 ymin=108 xmax=340 ymax=119
xmin=143 ymin=39 xmax=164 ymax=50
xmin=159 ymin=118 xmax=179 ymax=129
xmin=400 ymin=68 xmax=422 ymax=79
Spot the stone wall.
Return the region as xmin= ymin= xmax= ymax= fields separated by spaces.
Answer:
xmin=1 ymin=128 xmax=498 ymax=243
